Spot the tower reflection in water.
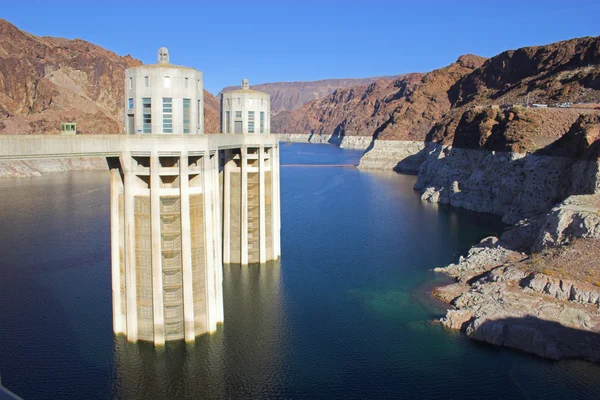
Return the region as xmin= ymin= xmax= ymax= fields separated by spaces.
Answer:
xmin=111 ymin=261 xmax=286 ymax=399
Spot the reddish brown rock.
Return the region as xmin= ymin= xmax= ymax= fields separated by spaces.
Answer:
xmin=218 ymin=76 xmax=404 ymax=115
xmin=0 ymin=19 xmax=221 ymax=135
xmin=272 ymin=55 xmax=486 ymax=141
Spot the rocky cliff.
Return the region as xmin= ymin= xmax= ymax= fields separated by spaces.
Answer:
xmin=273 ymin=55 xmax=488 ymax=143
xmin=276 ymin=36 xmax=600 ymax=173
xmin=218 ymin=75 xmax=402 ymax=115
xmin=0 ymin=19 xmax=220 ymax=135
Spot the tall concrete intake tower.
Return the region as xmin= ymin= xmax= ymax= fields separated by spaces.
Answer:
xmin=106 ymin=49 xmax=281 ymax=344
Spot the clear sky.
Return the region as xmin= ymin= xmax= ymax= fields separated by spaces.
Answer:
xmin=3 ymin=0 xmax=599 ymax=94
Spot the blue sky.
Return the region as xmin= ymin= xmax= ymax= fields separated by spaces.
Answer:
xmin=3 ymin=0 xmax=599 ymax=94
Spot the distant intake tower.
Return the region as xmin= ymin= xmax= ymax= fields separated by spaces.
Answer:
xmin=125 ymin=47 xmax=204 ymax=134
xmin=221 ymin=79 xmax=271 ymax=134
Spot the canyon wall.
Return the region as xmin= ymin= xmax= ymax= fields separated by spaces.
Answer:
xmin=0 ymin=19 xmax=220 ymax=135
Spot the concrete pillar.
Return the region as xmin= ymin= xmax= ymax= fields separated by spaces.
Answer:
xmin=259 ymin=146 xmax=266 ymax=264
xmin=241 ymin=146 xmax=249 ymax=266
xmin=150 ymin=153 xmax=165 ymax=345
xmin=275 ymin=144 xmax=281 ymax=257
xmin=179 ymin=151 xmax=196 ymax=342
xmin=212 ymin=152 xmax=224 ymax=323
xmin=110 ymin=167 xmax=125 ymax=334
xmin=271 ymin=145 xmax=281 ymax=258
xmin=222 ymin=150 xmax=231 ymax=264
xmin=120 ymin=152 xmax=138 ymax=342
xmin=203 ymin=153 xmax=218 ymax=332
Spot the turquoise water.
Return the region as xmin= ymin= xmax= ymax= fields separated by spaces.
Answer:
xmin=1 ymin=143 xmax=600 ymax=399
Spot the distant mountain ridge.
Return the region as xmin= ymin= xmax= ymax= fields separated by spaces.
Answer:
xmin=217 ymin=76 xmax=404 ymax=114
xmin=273 ymin=36 xmax=600 ymax=148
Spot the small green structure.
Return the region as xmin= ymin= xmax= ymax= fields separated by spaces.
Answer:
xmin=61 ymin=122 xmax=77 ymax=135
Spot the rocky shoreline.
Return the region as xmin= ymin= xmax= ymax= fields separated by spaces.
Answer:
xmin=279 ymin=133 xmax=600 ymax=362
xmin=432 ymin=194 xmax=600 ymax=361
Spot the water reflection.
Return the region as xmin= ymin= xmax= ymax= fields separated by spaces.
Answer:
xmin=112 ymin=261 xmax=285 ymax=399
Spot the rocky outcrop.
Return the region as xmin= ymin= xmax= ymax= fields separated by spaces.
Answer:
xmin=0 ymin=19 xmax=140 ymax=134
xmin=338 ymin=135 xmax=372 ymax=150
xmin=533 ymin=195 xmax=600 ymax=251
xmin=416 ymin=114 xmax=600 ymax=223
xmin=435 ymin=194 xmax=600 ymax=362
xmin=357 ymin=140 xmax=426 ymax=172
xmin=451 ymin=36 xmax=600 ymax=107
xmin=415 ymin=145 xmax=600 ymax=224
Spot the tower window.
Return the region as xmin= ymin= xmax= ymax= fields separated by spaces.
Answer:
xmin=235 ymin=111 xmax=242 ymax=119
xmin=142 ymin=98 xmax=151 ymax=133
xmin=248 ymin=111 xmax=255 ymax=133
xmin=183 ymin=98 xmax=191 ymax=133
xmin=185 ymin=77 xmax=189 ymax=89
xmin=129 ymin=77 xmax=133 ymax=89
xmin=144 ymin=76 xmax=149 ymax=87
xmin=162 ymin=97 xmax=172 ymax=133
xmin=163 ymin=76 xmax=170 ymax=88
xmin=236 ymin=97 xmax=240 ymax=106
xmin=260 ymin=111 xmax=265 ymax=134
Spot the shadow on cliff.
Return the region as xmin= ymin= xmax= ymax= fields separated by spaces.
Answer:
xmin=467 ymin=315 xmax=600 ymax=362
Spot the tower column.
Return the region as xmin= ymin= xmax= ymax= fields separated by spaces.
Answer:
xmin=259 ymin=145 xmax=267 ymax=264
xmin=120 ymin=152 xmax=138 ymax=342
xmin=212 ymin=152 xmax=224 ymax=323
xmin=241 ymin=146 xmax=249 ymax=265
xmin=271 ymin=145 xmax=281 ymax=258
xmin=150 ymin=153 xmax=165 ymax=345
xmin=179 ymin=151 xmax=196 ymax=341
xmin=203 ymin=152 xmax=218 ymax=331
xmin=222 ymin=150 xmax=231 ymax=264
xmin=110 ymin=166 xmax=125 ymax=334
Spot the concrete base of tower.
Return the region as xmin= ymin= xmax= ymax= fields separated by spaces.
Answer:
xmin=109 ymin=142 xmax=281 ymax=344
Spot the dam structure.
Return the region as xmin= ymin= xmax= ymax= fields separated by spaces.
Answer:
xmin=0 ymin=49 xmax=281 ymax=345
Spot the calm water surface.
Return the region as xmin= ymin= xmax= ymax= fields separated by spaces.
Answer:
xmin=1 ymin=143 xmax=600 ymax=399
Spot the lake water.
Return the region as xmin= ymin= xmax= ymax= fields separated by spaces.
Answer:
xmin=1 ymin=143 xmax=600 ymax=399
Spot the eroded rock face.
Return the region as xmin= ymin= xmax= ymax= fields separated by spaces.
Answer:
xmin=435 ymin=195 xmax=600 ymax=362
xmin=533 ymin=195 xmax=600 ymax=251
xmin=415 ymin=144 xmax=600 ymax=224
xmin=452 ymin=36 xmax=600 ymax=106
xmin=0 ymin=19 xmax=220 ymax=135
xmin=272 ymin=55 xmax=486 ymax=143
xmin=358 ymin=140 xmax=426 ymax=172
